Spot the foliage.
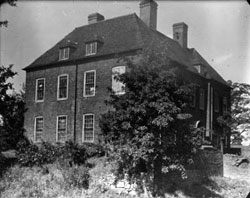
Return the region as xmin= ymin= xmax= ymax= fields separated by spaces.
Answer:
xmin=16 ymin=140 xmax=105 ymax=167
xmin=219 ymin=81 xmax=250 ymax=145
xmin=0 ymin=65 xmax=26 ymax=151
xmin=0 ymin=0 xmax=17 ymax=27
xmin=99 ymin=47 xmax=202 ymax=195
xmin=17 ymin=141 xmax=88 ymax=167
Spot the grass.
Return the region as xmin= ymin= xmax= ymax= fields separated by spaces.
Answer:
xmin=1 ymin=155 xmax=250 ymax=198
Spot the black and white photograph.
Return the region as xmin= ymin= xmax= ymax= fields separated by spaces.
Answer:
xmin=0 ymin=0 xmax=250 ymax=197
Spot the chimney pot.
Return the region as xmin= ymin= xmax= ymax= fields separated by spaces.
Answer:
xmin=173 ymin=22 xmax=188 ymax=48
xmin=88 ymin=13 xmax=105 ymax=24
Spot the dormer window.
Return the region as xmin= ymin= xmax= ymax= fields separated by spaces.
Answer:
xmin=194 ymin=65 xmax=201 ymax=73
xmin=85 ymin=42 xmax=97 ymax=56
xmin=59 ymin=47 xmax=70 ymax=61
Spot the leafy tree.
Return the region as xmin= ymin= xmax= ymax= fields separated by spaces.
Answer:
xmin=0 ymin=65 xmax=26 ymax=151
xmin=0 ymin=0 xmax=17 ymax=27
xmin=228 ymin=81 xmax=250 ymax=145
xmin=99 ymin=48 xmax=202 ymax=196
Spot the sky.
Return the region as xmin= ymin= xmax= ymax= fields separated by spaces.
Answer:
xmin=1 ymin=0 xmax=250 ymax=92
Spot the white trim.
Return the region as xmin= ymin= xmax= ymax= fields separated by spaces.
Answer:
xmin=56 ymin=115 xmax=67 ymax=143
xmin=82 ymin=113 xmax=95 ymax=143
xmin=34 ymin=116 xmax=44 ymax=143
xmin=83 ymin=70 xmax=96 ymax=97
xmin=112 ymin=66 xmax=126 ymax=95
xmin=59 ymin=47 xmax=70 ymax=61
xmin=35 ymin=78 xmax=45 ymax=102
xmin=57 ymin=74 xmax=69 ymax=100
xmin=85 ymin=42 xmax=97 ymax=56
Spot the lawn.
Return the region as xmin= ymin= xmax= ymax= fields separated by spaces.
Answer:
xmin=0 ymin=155 xmax=250 ymax=198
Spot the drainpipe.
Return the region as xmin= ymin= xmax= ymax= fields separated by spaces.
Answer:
xmin=74 ymin=63 xmax=78 ymax=144
xmin=210 ymin=86 xmax=213 ymax=141
xmin=206 ymin=82 xmax=211 ymax=138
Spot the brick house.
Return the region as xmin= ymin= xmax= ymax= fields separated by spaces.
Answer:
xmin=23 ymin=0 xmax=231 ymax=150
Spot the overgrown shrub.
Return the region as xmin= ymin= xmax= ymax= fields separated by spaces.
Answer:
xmin=63 ymin=166 xmax=90 ymax=189
xmin=16 ymin=140 xmax=105 ymax=167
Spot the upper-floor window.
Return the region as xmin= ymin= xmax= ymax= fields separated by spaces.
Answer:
xmin=57 ymin=115 xmax=67 ymax=142
xmin=35 ymin=78 xmax=45 ymax=102
xmin=84 ymin=70 xmax=96 ymax=97
xmin=199 ymin=88 xmax=205 ymax=110
xmin=85 ymin=42 xmax=97 ymax=56
xmin=112 ymin=66 xmax=126 ymax=95
xmin=214 ymin=92 xmax=219 ymax=113
xmin=59 ymin=47 xmax=70 ymax=61
xmin=223 ymin=96 xmax=227 ymax=114
xmin=57 ymin=74 xmax=68 ymax=100
xmin=82 ymin=114 xmax=94 ymax=142
xmin=34 ymin=116 xmax=43 ymax=142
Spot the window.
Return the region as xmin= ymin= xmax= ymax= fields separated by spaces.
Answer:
xmin=35 ymin=78 xmax=45 ymax=102
xmin=190 ymin=87 xmax=196 ymax=108
xmin=85 ymin=42 xmax=97 ymax=56
xmin=194 ymin=65 xmax=201 ymax=73
xmin=84 ymin=70 xmax=96 ymax=97
xmin=34 ymin=117 xmax=43 ymax=142
xmin=112 ymin=66 xmax=126 ymax=95
xmin=57 ymin=74 xmax=68 ymax=100
xmin=214 ymin=92 xmax=219 ymax=113
xmin=199 ymin=88 xmax=205 ymax=110
xmin=57 ymin=115 xmax=67 ymax=142
xmin=223 ymin=97 xmax=227 ymax=114
xmin=82 ymin=114 xmax=94 ymax=142
xmin=59 ymin=47 xmax=69 ymax=61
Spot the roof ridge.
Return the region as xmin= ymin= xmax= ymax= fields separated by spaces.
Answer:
xmin=75 ymin=13 xmax=137 ymax=30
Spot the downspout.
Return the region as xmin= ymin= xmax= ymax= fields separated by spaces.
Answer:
xmin=211 ymin=86 xmax=213 ymax=141
xmin=74 ymin=63 xmax=78 ymax=143
xmin=206 ymin=82 xmax=211 ymax=138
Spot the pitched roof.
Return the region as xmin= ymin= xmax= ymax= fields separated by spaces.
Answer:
xmin=24 ymin=13 xmax=228 ymax=85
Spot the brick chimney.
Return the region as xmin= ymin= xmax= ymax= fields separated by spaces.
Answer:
xmin=140 ymin=0 xmax=158 ymax=30
xmin=88 ymin=13 xmax=105 ymax=24
xmin=173 ymin=22 xmax=188 ymax=48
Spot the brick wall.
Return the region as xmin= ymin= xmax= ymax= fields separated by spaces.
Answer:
xmin=24 ymin=56 xmax=138 ymax=144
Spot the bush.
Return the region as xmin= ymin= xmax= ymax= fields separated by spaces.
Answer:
xmin=17 ymin=141 xmax=91 ymax=167
xmin=63 ymin=166 xmax=90 ymax=189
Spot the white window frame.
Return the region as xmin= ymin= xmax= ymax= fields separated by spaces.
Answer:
xmin=112 ymin=66 xmax=126 ymax=95
xmin=85 ymin=42 xmax=97 ymax=56
xmin=83 ymin=70 xmax=96 ymax=97
xmin=57 ymin=74 xmax=69 ymax=100
xmin=82 ymin=114 xmax=95 ymax=143
xmin=34 ymin=116 xmax=44 ymax=143
xmin=35 ymin=78 xmax=45 ymax=102
xmin=59 ymin=47 xmax=70 ymax=61
xmin=56 ymin=115 xmax=67 ymax=143
xmin=199 ymin=88 xmax=205 ymax=110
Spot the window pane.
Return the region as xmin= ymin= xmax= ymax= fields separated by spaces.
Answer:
xmin=59 ymin=48 xmax=69 ymax=60
xmin=112 ymin=66 xmax=126 ymax=95
xmin=223 ymin=97 xmax=227 ymax=114
xmin=58 ymin=75 xmax=68 ymax=99
xmin=36 ymin=79 xmax=45 ymax=101
xmin=57 ymin=116 xmax=67 ymax=142
xmin=83 ymin=114 xmax=94 ymax=142
xmin=85 ymin=42 xmax=97 ymax=56
xmin=84 ymin=71 xmax=95 ymax=96
xmin=35 ymin=117 xmax=43 ymax=142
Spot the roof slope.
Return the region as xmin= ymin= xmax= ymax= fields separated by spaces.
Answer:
xmin=24 ymin=13 xmax=227 ymax=85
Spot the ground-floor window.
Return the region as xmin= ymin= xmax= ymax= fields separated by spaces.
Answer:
xmin=34 ymin=117 xmax=43 ymax=142
xmin=57 ymin=115 xmax=67 ymax=142
xmin=82 ymin=114 xmax=94 ymax=142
